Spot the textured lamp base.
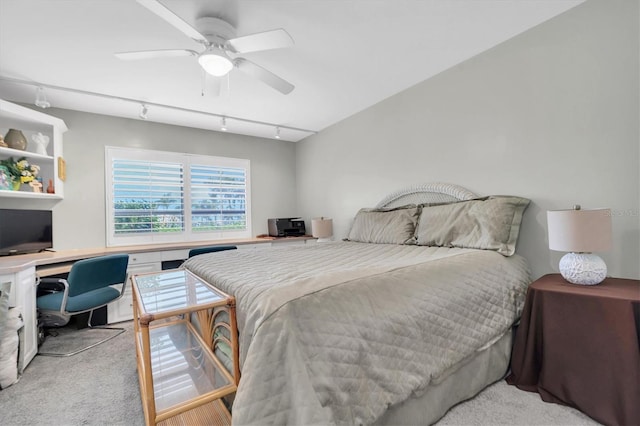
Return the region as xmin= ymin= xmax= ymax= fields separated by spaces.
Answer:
xmin=559 ymin=252 xmax=607 ymax=285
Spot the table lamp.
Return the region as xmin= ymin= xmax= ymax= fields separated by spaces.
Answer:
xmin=311 ymin=217 xmax=333 ymax=242
xmin=547 ymin=205 xmax=612 ymax=285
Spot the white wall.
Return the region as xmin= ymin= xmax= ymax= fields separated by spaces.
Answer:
xmin=41 ymin=109 xmax=297 ymax=250
xmin=296 ymin=0 xmax=639 ymax=280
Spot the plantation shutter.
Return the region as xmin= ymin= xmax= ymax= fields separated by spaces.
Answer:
xmin=111 ymin=159 xmax=184 ymax=235
xmin=106 ymin=146 xmax=251 ymax=246
xmin=190 ymin=164 xmax=247 ymax=232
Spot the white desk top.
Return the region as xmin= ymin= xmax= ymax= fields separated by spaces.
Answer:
xmin=0 ymin=236 xmax=312 ymax=275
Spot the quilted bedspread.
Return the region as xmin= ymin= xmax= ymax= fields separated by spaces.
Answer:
xmin=182 ymin=242 xmax=530 ymax=425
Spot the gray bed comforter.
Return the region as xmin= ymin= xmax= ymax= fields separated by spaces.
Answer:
xmin=182 ymin=241 xmax=531 ymax=425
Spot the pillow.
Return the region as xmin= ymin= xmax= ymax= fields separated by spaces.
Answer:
xmin=414 ymin=196 xmax=530 ymax=256
xmin=347 ymin=205 xmax=420 ymax=244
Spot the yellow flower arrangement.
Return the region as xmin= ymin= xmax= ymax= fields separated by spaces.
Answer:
xmin=17 ymin=159 xmax=40 ymax=183
xmin=0 ymin=157 xmax=40 ymax=184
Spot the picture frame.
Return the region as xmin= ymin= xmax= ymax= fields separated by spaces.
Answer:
xmin=57 ymin=157 xmax=66 ymax=181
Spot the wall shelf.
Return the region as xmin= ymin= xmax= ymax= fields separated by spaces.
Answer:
xmin=0 ymin=146 xmax=55 ymax=162
xmin=0 ymin=189 xmax=62 ymax=200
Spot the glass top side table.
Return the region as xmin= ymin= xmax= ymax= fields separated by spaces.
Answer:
xmin=132 ymin=269 xmax=239 ymax=426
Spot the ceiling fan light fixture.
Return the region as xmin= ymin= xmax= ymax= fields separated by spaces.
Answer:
xmin=198 ymin=46 xmax=234 ymax=77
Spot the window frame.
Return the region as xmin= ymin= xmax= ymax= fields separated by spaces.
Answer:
xmin=105 ymin=146 xmax=251 ymax=247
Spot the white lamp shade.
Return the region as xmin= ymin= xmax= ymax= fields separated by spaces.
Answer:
xmin=547 ymin=208 xmax=612 ymax=253
xmin=311 ymin=217 xmax=333 ymax=239
xmin=198 ymin=47 xmax=234 ymax=77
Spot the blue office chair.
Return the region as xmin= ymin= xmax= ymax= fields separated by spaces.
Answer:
xmin=188 ymin=245 xmax=237 ymax=258
xmin=36 ymin=253 xmax=129 ymax=356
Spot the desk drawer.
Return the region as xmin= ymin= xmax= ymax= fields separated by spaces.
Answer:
xmin=127 ymin=262 xmax=162 ymax=275
xmin=108 ymin=283 xmax=133 ymax=324
xmin=128 ymin=252 xmax=162 ymax=265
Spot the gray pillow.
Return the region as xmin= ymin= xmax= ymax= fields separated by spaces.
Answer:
xmin=414 ymin=196 xmax=530 ymax=256
xmin=347 ymin=205 xmax=420 ymax=244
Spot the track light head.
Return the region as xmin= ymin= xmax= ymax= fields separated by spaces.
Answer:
xmin=139 ymin=104 xmax=148 ymax=120
xmin=35 ymin=86 xmax=51 ymax=108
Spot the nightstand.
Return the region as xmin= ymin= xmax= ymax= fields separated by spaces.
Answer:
xmin=506 ymin=273 xmax=640 ymax=426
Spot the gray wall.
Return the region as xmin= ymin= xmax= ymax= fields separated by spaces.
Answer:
xmin=41 ymin=109 xmax=297 ymax=250
xmin=296 ymin=0 xmax=640 ymax=280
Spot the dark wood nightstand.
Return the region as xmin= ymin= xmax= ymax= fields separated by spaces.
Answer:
xmin=506 ymin=273 xmax=640 ymax=426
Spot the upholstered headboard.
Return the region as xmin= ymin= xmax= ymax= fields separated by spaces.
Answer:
xmin=375 ymin=183 xmax=477 ymax=209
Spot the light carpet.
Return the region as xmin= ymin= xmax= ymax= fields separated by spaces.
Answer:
xmin=38 ymin=324 xmax=123 ymax=356
xmin=0 ymin=320 xmax=600 ymax=425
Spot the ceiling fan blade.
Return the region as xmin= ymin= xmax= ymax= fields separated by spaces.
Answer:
xmin=227 ymin=29 xmax=294 ymax=53
xmin=115 ymin=49 xmax=198 ymax=60
xmin=136 ymin=0 xmax=208 ymax=44
xmin=234 ymin=58 xmax=294 ymax=94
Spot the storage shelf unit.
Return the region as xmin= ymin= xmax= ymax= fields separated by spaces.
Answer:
xmin=0 ymin=99 xmax=67 ymax=201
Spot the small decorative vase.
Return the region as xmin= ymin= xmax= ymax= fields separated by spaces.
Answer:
xmin=29 ymin=179 xmax=43 ymax=193
xmin=31 ymin=132 xmax=50 ymax=156
xmin=12 ymin=181 xmax=21 ymax=191
xmin=5 ymin=129 xmax=27 ymax=151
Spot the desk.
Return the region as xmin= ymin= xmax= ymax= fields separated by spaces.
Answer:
xmin=506 ymin=274 xmax=640 ymax=426
xmin=0 ymin=236 xmax=313 ymax=372
xmin=0 ymin=236 xmax=314 ymax=276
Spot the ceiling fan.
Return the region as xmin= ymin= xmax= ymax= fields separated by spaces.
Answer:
xmin=115 ymin=0 xmax=295 ymax=94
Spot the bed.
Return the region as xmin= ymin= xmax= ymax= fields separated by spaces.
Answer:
xmin=182 ymin=183 xmax=532 ymax=425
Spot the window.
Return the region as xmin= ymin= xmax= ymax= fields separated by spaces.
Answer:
xmin=106 ymin=147 xmax=251 ymax=246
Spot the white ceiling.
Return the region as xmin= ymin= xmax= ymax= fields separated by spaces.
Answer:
xmin=0 ymin=0 xmax=584 ymax=142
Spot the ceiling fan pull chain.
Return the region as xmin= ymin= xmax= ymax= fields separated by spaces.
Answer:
xmin=201 ymin=69 xmax=206 ymax=97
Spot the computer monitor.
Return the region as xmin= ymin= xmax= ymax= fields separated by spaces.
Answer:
xmin=0 ymin=209 xmax=53 ymax=255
